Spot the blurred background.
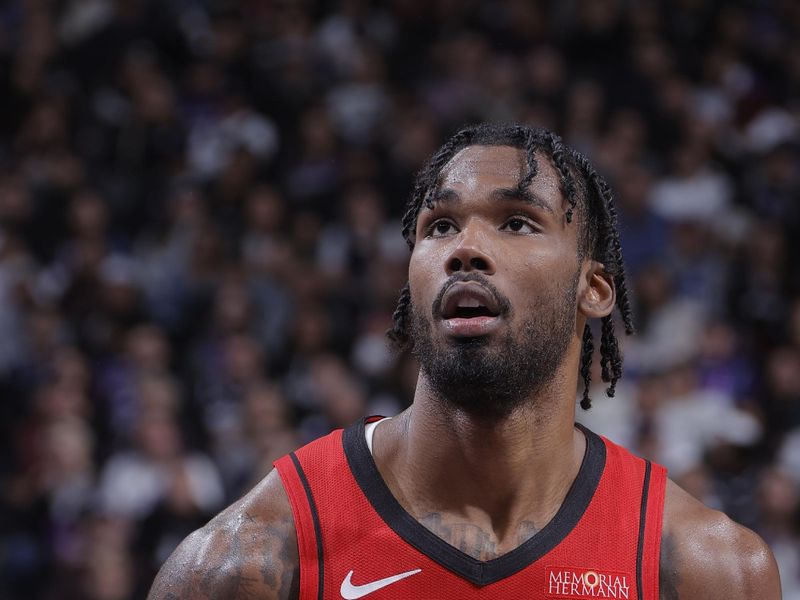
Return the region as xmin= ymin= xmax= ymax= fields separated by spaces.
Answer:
xmin=0 ymin=0 xmax=799 ymax=598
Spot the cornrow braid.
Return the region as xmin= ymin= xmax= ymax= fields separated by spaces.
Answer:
xmin=387 ymin=123 xmax=636 ymax=409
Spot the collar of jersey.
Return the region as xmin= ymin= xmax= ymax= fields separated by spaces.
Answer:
xmin=342 ymin=417 xmax=607 ymax=587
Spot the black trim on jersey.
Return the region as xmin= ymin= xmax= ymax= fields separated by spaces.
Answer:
xmin=636 ymin=460 xmax=652 ymax=600
xmin=342 ymin=419 xmax=607 ymax=587
xmin=290 ymin=452 xmax=324 ymax=600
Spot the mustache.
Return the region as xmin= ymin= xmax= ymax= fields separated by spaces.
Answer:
xmin=431 ymin=273 xmax=512 ymax=318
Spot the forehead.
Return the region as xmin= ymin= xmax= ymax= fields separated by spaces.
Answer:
xmin=437 ymin=145 xmax=562 ymax=206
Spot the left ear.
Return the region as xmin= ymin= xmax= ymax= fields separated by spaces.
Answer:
xmin=577 ymin=260 xmax=615 ymax=319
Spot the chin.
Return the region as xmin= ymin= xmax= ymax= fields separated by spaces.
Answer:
xmin=411 ymin=309 xmax=571 ymax=421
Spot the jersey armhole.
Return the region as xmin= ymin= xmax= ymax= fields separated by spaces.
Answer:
xmin=642 ymin=463 xmax=667 ymax=600
xmin=274 ymin=453 xmax=323 ymax=600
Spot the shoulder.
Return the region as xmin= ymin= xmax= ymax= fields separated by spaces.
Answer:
xmin=147 ymin=468 xmax=299 ymax=600
xmin=660 ymin=478 xmax=781 ymax=600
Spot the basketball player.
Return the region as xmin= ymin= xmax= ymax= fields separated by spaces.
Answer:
xmin=148 ymin=124 xmax=780 ymax=599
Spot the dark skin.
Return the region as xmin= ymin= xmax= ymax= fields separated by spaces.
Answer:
xmin=149 ymin=146 xmax=781 ymax=599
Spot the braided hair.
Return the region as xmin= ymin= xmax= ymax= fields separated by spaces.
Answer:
xmin=387 ymin=123 xmax=635 ymax=409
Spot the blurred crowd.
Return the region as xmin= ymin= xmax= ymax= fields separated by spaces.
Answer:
xmin=0 ymin=0 xmax=799 ymax=598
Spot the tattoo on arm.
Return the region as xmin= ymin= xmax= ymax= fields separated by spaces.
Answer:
xmin=659 ymin=533 xmax=680 ymax=600
xmin=148 ymin=513 xmax=299 ymax=600
xmin=260 ymin=524 xmax=299 ymax=599
xmin=419 ymin=513 xmax=540 ymax=561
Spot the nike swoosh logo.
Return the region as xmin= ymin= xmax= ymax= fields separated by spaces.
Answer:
xmin=340 ymin=568 xmax=422 ymax=599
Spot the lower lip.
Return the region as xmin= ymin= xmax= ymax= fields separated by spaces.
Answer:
xmin=442 ymin=316 xmax=501 ymax=337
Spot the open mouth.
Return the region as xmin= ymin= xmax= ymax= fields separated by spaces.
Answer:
xmin=446 ymin=303 xmax=499 ymax=319
xmin=438 ymin=283 xmax=504 ymax=337
xmin=440 ymin=283 xmax=502 ymax=320
xmin=452 ymin=306 xmax=496 ymax=318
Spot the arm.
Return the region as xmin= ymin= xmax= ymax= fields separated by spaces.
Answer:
xmin=660 ymin=479 xmax=781 ymax=600
xmin=148 ymin=469 xmax=299 ymax=600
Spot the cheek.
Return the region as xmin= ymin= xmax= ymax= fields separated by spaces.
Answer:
xmin=408 ymin=247 xmax=447 ymax=311
xmin=507 ymin=242 xmax=565 ymax=279
xmin=408 ymin=249 xmax=437 ymax=309
xmin=507 ymin=247 xmax=579 ymax=300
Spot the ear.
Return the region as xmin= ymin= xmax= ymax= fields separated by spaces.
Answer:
xmin=578 ymin=260 xmax=615 ymax=319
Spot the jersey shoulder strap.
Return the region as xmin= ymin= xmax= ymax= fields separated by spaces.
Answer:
xmin=274 ymin=428 xmax=345 ymax=599
xmin=598 ymin=431 xmax=668 ymax=599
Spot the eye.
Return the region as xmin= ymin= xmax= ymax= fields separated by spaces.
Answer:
xmin=427 ymin=219 xmax=457 ymax=238
xmin=501 ymin=217 xmax=538 ymax=234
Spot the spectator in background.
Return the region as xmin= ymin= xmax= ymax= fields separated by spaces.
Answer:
xmin=94 ymin=324 xmax=173 ymax=445
xmin=625 ymin=264 xmax=707 ymax=374
xmin=0 ymin=1 xmax=799 ymax=597
xmin=613 ymin=162 xmax=667 ymax=278
xmin=98 ymin=408 xmax=223 ymax=522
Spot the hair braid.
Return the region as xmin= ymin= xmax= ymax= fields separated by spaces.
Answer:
xmin=387 ymin=282 xmax=412 ymax=346
xmin=395 ymin=129 xmax=479 ymax=350
xmin=579 ymin=324 xmax=594 ymax=410
xmin=542 ymin=131 xmax=578 ymax=224
xmin=600 ymin=191 xmax=635 ymax=335
xmin=401 ymin=129 xmax=476 ymax=249
xmin=518 ymin=128 xmax=541 ymax=192
xmin=571 ymin=157 xmax=633 ymax=400
xmin=599 ymin=315 xmax=622 ymax=394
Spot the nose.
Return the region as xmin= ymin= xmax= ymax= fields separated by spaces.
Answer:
xmin=445 ymin=223 xmax=496 ymax=276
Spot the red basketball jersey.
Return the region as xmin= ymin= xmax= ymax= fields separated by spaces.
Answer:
xmin=274 ymin=418 xmax=666 ymax=599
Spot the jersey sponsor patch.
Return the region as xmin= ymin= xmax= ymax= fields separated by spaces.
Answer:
xmin=546 ymin=566 xmax=632 ymax=599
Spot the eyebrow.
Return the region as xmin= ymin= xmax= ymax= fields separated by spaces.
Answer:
xmin=431 ymin=187 xmax=554 ymax=214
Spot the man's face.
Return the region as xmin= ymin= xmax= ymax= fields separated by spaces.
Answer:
xmin=408 ymin=145 xmax=584 ymax=417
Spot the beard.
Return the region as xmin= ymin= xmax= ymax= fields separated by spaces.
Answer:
xmin=410 ymin=271 xmax=580 ymax=420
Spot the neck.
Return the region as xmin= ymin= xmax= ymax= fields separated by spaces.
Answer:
xmin=374 ymin=366 xmax=586 ymax=549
